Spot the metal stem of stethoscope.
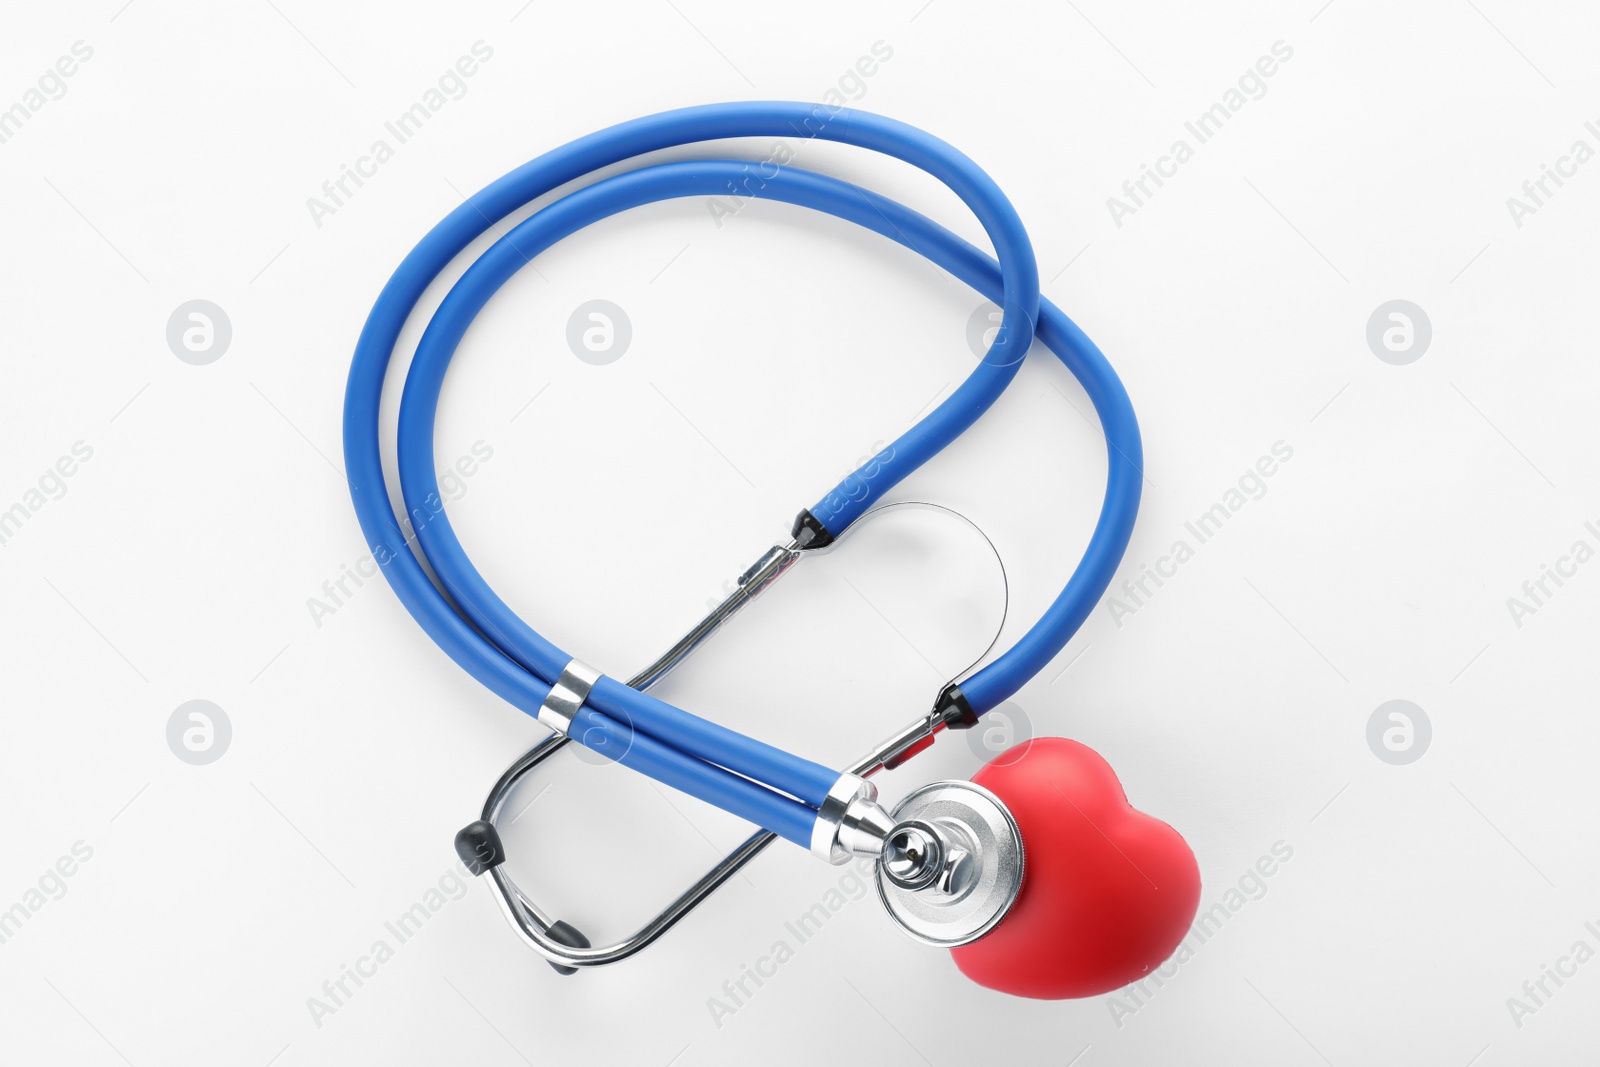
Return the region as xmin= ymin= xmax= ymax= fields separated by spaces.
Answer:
xmin=470 ymin=505 xmax=1010 ymax=971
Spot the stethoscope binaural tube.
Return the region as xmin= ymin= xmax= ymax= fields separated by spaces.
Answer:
xmin=344 ymin=103 xmax=1140 ymax=848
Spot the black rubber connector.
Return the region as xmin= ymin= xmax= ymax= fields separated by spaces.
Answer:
xmin=790 ymin=508 xmax=836 ymax=550
xmin=543 ymin=919 xmax=591 ymax=976
xmin=454 ymin=820 xmax=506 ymax=876
xmin=934 ymin=682 xmax=979 ymax=730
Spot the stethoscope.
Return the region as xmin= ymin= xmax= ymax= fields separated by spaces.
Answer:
xmin=343 ymin=102 xmax=1197 ymax=1000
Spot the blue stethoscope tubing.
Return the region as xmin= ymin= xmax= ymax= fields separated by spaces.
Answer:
xmin=343 ymin=102 xmax=1142 ymax=848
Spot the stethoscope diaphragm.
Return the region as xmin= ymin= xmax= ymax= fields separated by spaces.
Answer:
xmin=875 ymin=780 xmax=1025 ymax=947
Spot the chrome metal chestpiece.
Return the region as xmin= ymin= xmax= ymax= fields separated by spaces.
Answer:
xmin=875 ymin=780 xmax=1024 ymax=947
xmin=455 ymin=532 xmax=1025 ymax=971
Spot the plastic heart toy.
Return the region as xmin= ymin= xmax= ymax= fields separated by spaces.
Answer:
xmin=951 ymin=737 xmax=1201 ymax=999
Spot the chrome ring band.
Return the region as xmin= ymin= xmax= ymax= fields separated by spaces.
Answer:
xmin=536 ymin=658 xmax=602 ymax=735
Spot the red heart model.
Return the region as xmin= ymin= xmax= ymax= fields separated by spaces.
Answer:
xmin=951 ymin=737 xmax=1200 ymax=999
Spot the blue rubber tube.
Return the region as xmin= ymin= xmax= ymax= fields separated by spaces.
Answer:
xmin=346 ymin=103 xmax=1045 ymax=844
xmin=348 ymin=118 xmax=1144 ymax=842
xmin=563 ymin=704 xmax=813 ymax=846
xmin=394 ymin=156 xmax=1140 ymax=758
xmin=393 ymin=157 xmax=1140 ymax=812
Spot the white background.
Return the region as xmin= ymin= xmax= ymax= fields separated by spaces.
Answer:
xmin=2 ymin=0 xmax=1597 ymax=1064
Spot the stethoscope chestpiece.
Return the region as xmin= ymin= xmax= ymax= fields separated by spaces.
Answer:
xmin=873 ymin=780 xmax=1024 ymax=947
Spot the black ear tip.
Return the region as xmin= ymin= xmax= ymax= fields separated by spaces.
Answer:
xmin=454 ymin=821 xmax=587 ymax=976
xmin=454 ymin=820 xmax=505 ymax=875
xmin=544 ymin=919 xmax=590 ymax=976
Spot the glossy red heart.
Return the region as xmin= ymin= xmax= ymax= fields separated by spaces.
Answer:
xmin=951 ymin=737 xmax=1200 ymax=999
